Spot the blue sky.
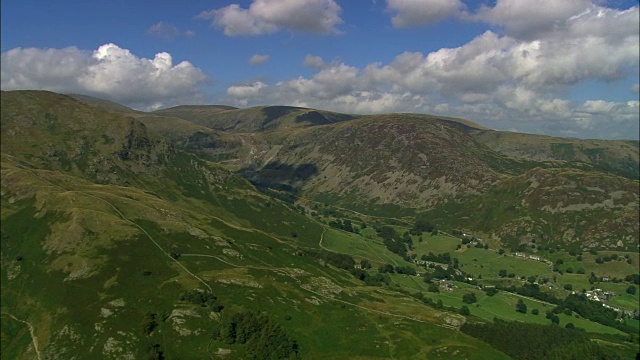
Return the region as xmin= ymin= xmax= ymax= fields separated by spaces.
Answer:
xmin=2 ymin=0 xmax=639 ymax=139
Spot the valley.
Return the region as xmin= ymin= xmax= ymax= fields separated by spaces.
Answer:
xmin=1 ymin=90 xmax=638 ymax=359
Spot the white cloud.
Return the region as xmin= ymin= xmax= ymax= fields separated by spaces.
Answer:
xmin=1 ymin=43 xmax=208 ymax=109
xmin=198 ymin=4 xmax=277 ymax=36
xmin=386 ymin=0 xmax=465 ymax=27
xmin=303 ymin=54 xmax=327 ymax=69
xmin=474 ymin=0 xmax=593 ymax=39
xmin=227 ymin=81 xmax=268 ymax=98
xmin=146 ymin=22 xmax=195 ymax=40
xmin=249 ymin=54 xmax=270 ymax=65
xmin=197 ymin=0 xmax=343 ymax=36
xmin=224 ymin=2 xmax=639 ymax=139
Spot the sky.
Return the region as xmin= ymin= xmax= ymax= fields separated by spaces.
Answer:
xmin=1 ymin=0 xmax=639 ymax=140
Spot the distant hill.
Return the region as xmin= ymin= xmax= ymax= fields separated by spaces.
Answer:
xmin=67 ymin=93 xmax=141 ymax=114
xmin=154 ymin=105 xmax=359 ymax=132
xmin=473 ymin=130 xmax=639 ymax=179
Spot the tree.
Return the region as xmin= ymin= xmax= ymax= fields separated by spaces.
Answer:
xmin=462 ymin=293 xmax=478 ymax=304
xmin=564 ymin=308 xmax=573 ymax=316
xmin=414 ymin=218 xmax=435 ymax=232
xmin=564 ymin=284 xmax=573 ymax=291
xmin=427 ymin=283 xmax=439 ymax=293
xmin=484 ymin=287 xmax=498 ymax=296
xmin=379 ymin=263 xmax=395 ymax=273
xmin=546 ymin=311 xmax=560 ymax=324
xmin=142 ymin=312 xmax=159 ymax=335
xmin=459 ymin=306 xmax=471 ymax=316
xmin=626 ymin=285 xmax=637 ymax=295
xmin=516 ymin=299 xmax=527 ymax=314
xmin=531 ymin=309 xmax=539 ymax=315
xmin=360 ymin=259 xmax=372 ymax=269
xmin=499 ymin=269 xmax=507 ymax=277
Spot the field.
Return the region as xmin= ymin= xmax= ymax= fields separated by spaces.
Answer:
xmin=456 ymin=248 xmax=553 ymax=279
xmin=322 ymin=228 xmax=413 ymax=267
xmin=411 ymin=233 xmax=461 ymax=255
xmin=386 ymin=274 xmax=627 ymax=336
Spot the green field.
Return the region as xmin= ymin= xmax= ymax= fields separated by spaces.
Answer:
xmin=456 ymin=248 xmax=553 ymax=279
xmin=386 ymin=274 xmax=626 ymax=336
xmin=322 ymin=228 xmax=413 ymax=267
xmin=411 ymin=234 xmax=461 ymax=255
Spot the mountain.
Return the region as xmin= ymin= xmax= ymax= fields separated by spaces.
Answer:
xmin=2 ymin=91 xmax=638 ymax=359
xmin=473 ymin=130 xmax=639 ymax=179
xmin=67 ymin=93 xmax=141 ymax=114
xmin=1 ymin=91 xmax=512 ymax=359
xmin=153 ymin=105 xmax=358 ymax=132
xmin=60 ymin=91 xmax=640 ymax=250
xmin=186 ymin=114 xmax=637 ymax=252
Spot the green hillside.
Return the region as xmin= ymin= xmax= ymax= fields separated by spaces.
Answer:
xmin=1 ymin=91 xmax=638 ymax=359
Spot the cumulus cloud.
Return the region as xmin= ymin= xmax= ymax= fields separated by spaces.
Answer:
xmin=227 ymin=81 xmax=268 ymax=98
xmin=303 ymin=54 xmax=327 ymax=69
xmin=225 ymin=4 xmax=639 ymax=139
xmin=146 ymin=22 xmax=195 ymax=40
xmin=1 ymin=43 xmax=208 ymax=109
xmin=197 ymin=0 xmax=343 ymax=36
xmin=475 ymin=0 xmax=592 ymax=37
xmin=249 ymin=54 xmax=270 ymax=65
xmin=386 ymin=0 xmax=465 ymax=27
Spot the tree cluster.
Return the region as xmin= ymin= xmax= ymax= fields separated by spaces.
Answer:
xmin=412 ymin=218 xmax=436 ymax=234
xmin=180 ymin=289 xmax=224 ymax=312
xmin=556 ymin=294 xmax=636 ymax=334
xmin=213 ymin=311 xmax=299 ymax=360
xmin=328 ymin=218 xmax=355 ymax=233
xmin=376 ymin=226 xmax=410 ymax=258
xmin=461 ymin=319 xmax=617 ymax=360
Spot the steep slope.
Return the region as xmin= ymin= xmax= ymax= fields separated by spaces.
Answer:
xmin=421 ymin=166 xmax=639 ymax=251
xmin=473 ymin=130 xmax=640 ymax=179
xmin=67 ymin=93 xmax=141 ymax=114
xmin=154 ymin=105 xmax=359 ymax=133
xmin=208 ymin=115 xmax=638 ymax=250
xmin=235 ymin=114 xmax=525 ymax=210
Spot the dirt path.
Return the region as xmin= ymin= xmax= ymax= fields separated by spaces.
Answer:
xmin=2 ymin=313 xmax=42 ymax=360
xmin=182 ymin=250 xmax=460 ymax=330
xmin=4 ymin=157 xmax=459 ymax=332
xmin=318 ymin=228 xmax=328 ymax=251
xmin=4 ymin=158 xmax=212 ymax=292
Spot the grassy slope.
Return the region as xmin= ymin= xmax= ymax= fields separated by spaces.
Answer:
xmin=1 ymin=91 xmax=510 ymax=359
xmin=152 ymin=105 xmax=358 ymax=133
xmin=2 ymin=91 xmax=637 ymax=358
xmin=474 ymin=130 xmax=640 ymax=179
xmin=1 ymin=157 xmax=510 ymax=359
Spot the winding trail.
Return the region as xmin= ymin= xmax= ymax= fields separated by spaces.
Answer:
xmin=183 ymin=252 xmax=460 ymax=330
xmin=318 ymin=228 xmax=328 ymax=251
xmin=4 ymin=156 xmax=460 ymax=332
xmin=1 ymin=313 xmax=42 ymax=360
xmin=4 ymin=157 xmax=212 ymax=292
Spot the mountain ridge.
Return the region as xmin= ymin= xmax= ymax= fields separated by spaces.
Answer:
xmin=1 ymin=90 xmax=638 ymax=359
